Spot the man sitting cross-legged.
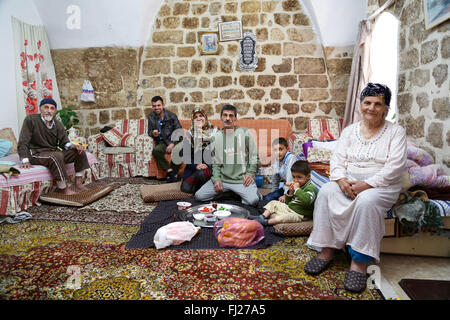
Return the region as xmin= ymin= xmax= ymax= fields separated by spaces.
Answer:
xmin=194 ymin=104 xmax=262 ymax=206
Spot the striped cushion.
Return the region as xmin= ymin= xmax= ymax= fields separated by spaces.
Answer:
xmin=0 ymin=152 xmax=98 ymax=188
xmin=307 ymin=118 xmax=343 ymax=139
xmin=429 ymin=200 xmax=450 ymax=217
xmin=117 ymin=119 xmax=147 ymax=136
xmin=310 ymin=170 xmax=330 ymax=192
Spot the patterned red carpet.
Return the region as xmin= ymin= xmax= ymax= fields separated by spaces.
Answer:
xmin=0 ymin=178 xmax=383 ymax=300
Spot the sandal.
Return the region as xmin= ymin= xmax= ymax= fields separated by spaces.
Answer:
xmin=344 ymin=270 xmax=368 ymax=293
xmin=304 ymin=257 xmax=332 ymax=275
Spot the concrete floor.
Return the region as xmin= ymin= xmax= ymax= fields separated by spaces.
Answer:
xmin=377 ymin=253 xmax=450 ymax=300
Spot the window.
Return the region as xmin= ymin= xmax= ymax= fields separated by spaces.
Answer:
xmin=369 ymin=12 xmax=400 ymax=123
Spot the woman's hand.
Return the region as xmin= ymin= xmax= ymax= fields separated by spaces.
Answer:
xmin=336 ymin=178 xmax=356 ymax=199
xmin=196 ymin=164 xmax=208 ymax=170
xmin=337 ymin=178 xmax=373 ymax=199
xmin=349 ymin=181 xmax=372 ymax=195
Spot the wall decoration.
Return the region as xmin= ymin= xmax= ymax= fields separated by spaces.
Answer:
xmin=424 ymin=0 xmax=450 ymax=30
xmin=218 ymin=20 xmax=243 ymax=42
xmin=238 ymin=32 xmax=258 ymax=72
xmin=200 ymin=32 xmax=219 ymax=55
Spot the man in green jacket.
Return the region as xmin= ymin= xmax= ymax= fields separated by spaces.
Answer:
xmin=194 ymin=105 xmax=262 ymax=206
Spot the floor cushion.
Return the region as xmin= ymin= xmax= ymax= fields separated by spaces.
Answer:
xmin=39 ymin=185 xmax=114 ymax=207
xmin=140 ymin=182 xmax=193 ymax=202
xmin=273 ymin=220 xmax=314 ymax=236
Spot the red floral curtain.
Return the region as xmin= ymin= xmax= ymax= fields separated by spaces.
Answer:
xmin=12 ymin=17 xmax=61 ymax=127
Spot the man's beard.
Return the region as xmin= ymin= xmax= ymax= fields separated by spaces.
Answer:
xmin=43 ymin=114 xmax=54 ymax=122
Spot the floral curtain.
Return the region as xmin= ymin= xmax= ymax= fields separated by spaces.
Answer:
xmin=11 ymin=16 xmax=61 ymax=129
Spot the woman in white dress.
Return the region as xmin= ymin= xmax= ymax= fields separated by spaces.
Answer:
xmin=304 ymin=83 xmax=407 ymax=292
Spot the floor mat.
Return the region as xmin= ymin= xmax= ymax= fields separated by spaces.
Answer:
xmin=126 ymin=198 xmax=285 ymax=250
xmin=39 ymin=185 xmax=114 ymax=207
xmin=399 ymin=279 xmax=450 ymax=300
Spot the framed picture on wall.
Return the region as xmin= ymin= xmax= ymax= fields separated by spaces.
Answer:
xmin=218 ymin=20 xmax=243 ymax=42
xmin=424 ymin=0 xmax=450 ymax=30
xmin=199 ymin=32 xmax=219 ymax=55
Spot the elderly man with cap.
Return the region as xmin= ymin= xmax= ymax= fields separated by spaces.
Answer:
xmin=17 ymin=98 xmax=90 ymax=195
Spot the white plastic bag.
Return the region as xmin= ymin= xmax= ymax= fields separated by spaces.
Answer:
xmin=153 ymin=221 xmax=200 ymax=249
xmin=80 ymin=79 xmax=95 ymax=102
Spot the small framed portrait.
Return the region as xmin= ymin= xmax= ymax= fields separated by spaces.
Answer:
xmin=424 ymin=0 xmax=450 ymax=30
xmin=200 ymin=32 xmax=219 ymax=55
xmin=218 ymin=20 xmax=243 ymax=42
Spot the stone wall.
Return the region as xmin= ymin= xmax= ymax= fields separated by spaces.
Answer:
xmin=368 ymin=0 xmax=449 ymax=173
xmin=137 ymin=0 xmax=352 ymax=131
xmin=51 ymin=47 xmax=142 ymax=137
xmin=51 ymin=0 xmax=353 ymax=137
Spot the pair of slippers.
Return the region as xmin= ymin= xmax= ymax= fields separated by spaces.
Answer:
xmin=304 ymin=257 xmax=368 ymax=293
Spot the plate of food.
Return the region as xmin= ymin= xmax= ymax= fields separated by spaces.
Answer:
xmin=180 ymin=203 xmax=250 ymax=228
xmin=192 ymin=213 xmax=205 ymax=220
xmin=214 ymin=210 xmax=231 ymax=219
xmin=198 ymin=205 xmax=215 ymax=213
xmin=215 ymin=204 xmax=232 ymax=211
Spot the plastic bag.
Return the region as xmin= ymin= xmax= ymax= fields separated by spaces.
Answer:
xmin=214 ymin=217 xmax=264 ymax=248
xmin=153 ymin=221 xmax=200 ymax=249
xmin=80 ymin=79 xmax=95 ymax=102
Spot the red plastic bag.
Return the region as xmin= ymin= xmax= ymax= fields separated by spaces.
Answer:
xmin=319 ymin=129 xmax=335 ymax=140
xmin=213 ymin=217 xmax=264 ymax=248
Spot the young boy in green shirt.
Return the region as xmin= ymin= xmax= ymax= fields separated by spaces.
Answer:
xmin=253 ymin=160 xmax=317 ymax=226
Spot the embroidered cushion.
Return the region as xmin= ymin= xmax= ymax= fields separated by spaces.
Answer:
xmin=103 ymin=147 xmax=136 ymax=155
xmin=102 ymin=129 xmax=134 ymax=147
xmin=307 ymin=148 xmax=333 ymax=163
xmin=307 ymin=119 xmax=343 ymax=140
xmin=288 ymin=133 xmax=311 ymax=155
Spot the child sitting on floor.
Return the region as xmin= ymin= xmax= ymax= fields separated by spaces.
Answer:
xmin=254 ymin=160 xmax=317 ymax=226
xmin=263 ymin=137 xmax=297 ymax=202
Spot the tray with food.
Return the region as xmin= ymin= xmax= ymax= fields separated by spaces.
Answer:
xmin=179 ymin=203 xmax=250 ymax=228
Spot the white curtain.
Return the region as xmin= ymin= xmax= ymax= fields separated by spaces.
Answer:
xmin=343 ymin=20 xmax=372 ymax=128
xmin=11 ymin=16 xmax=61 ymax=130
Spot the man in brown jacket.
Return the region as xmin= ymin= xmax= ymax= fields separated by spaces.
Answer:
xmin=18 ymin=98 xmax=90 ymax=195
